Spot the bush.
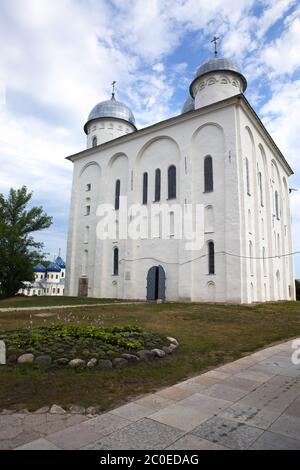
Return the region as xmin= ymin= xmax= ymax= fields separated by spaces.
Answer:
xmin=296 ymin=280 xmax=300 ymax=301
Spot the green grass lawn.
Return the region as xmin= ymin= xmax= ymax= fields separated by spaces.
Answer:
xmin=0 ymin=296 xmax=128 ymax=309
xmin=0 ymin=300 xmax=300 ymax=412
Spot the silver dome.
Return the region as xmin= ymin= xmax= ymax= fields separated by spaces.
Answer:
xmin=84 ymin=95 xmax=136 ymax=133
xmin=181 ymin=95 xmax=195 ymax=114
xmin=190 ymin=57 xmax=247 ymax=97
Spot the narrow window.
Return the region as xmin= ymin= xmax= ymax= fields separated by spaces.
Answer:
xmin=154 ymin=169 xmax=161 ymax=202
xmin=208 ymin=241 xmax=215 ymax=274
xmin=115 ymin=179 xmax=120 ymax=210
xmin=113 ymin=247 xmax=119 ymax=275
xmin=204 ymin=156 xmax=213 ymax=192
xmin=249 ymin=241 xmax=253 ymax=275
xmin=142 ymin=172 xmax=148 ymax=205
xmin=246 ymin=158 xmax=251 ymax=195
xmin=170 ymin=211 xmax=175 ymax=238
xmin=168 ymin=165 xmax=177 ymax=199
xmin=262 ymin=247 xmax=266 ymax=276
xmin=86 ymin=184 xmax=91 ymax=192
xmin=92 ymin=136 xmax=97 ymax=147
xmin=85 ymin=205 xmax=90 ymax=216
xmin=275 ymin=190 xmax=280 ymax=219
xmin=258 ymin=172 xmax=263 ymax=206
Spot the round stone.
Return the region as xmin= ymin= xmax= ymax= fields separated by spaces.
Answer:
xmin=112 ymin=357 xmax=128 ymax=368
xmin=87 ymin=358 xmax=98 ymax=368
xmin=50 ymin=404 xmax=66 ymax=414
xmin=69 ymin=405 xmax=86 ymax=414
xmin=69 ymin=359 xmax=85 ymax=367
xmin=35 ymin=355 xmax=52 ymax=365
xmin=166 ymin=336 xmax=179 ymax=346
xmin=151 ymin=348 xmax=166 ymax=358
xmin=17 ymin=353 xmax=34 ymax=364
xmin=137 ymin=350 xmax=155 ymax=361
xmin=121 ymin=353 xmax=139 ymax=364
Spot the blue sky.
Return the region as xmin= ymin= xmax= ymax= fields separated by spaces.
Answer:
xmin=0 ymin=0 xmax=300 ymax=277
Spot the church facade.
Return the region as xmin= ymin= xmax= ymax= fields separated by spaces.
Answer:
xmin=65 ymin=56 xmax=295 ymax=303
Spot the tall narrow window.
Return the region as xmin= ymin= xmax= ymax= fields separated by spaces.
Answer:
xmin=262 ymin=247 xmax=266 ymax=276
xmin=249 ymin=241 xmax=253 ymax=275
xmin=85 ymin=205 xmax=90 ymax=216
xmin=275 ymin=190 xmax=280 ymax=219
xmin=204 ymin=156 xmax=213 ymax=192
xmin=113 ymin=247 xmax=119 ymax=275
xmin=92 ymin=136 xmax=97 ymax=147
xmin=154 ymin=169 xmax=161 ymax=202
xmin=258 ymin=172 xmax=263 ymax=206
xmin=115 ymin=179 xmax=120 ymax=210
xmin=246 ymin=158 xmax=251 ymax=195
xmin=168 ymin=165 xmax=177 ymax=199
xmin=142 ymin=172 xmax=148 ymax=205
xmin=169 ymin=211 xmax=175 ymax=238
xmin=208 ymin=241 xmax=215 ymax=274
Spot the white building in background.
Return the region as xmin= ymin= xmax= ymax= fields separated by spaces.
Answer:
xmin=65 ymin=54 xmax=295 ymax=303
xmin=18 ymin=257 xmax=66 ymax=296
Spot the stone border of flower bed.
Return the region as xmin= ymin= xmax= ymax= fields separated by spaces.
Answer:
xmin=4 ymin=336 xmax=179 ymax=369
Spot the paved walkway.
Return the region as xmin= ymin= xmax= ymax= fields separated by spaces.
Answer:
xmin=2 ymin=339 xmax=300 ymax=450
xmin=0 ymin=302 xmax=143 ymax=313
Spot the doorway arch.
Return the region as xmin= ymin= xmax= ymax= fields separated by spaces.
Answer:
xmin=146 ymin=265 xmax=166 ymax=300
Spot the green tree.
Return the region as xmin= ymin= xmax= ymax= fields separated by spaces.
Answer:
xmin=0 ymin=186 xmax=52 ymax=298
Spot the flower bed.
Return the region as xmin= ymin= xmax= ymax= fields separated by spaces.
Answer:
xmin=0 ymin=324 xmax=179 ymax=368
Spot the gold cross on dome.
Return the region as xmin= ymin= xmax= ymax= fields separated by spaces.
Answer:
xmin=211 ymin=36 xmax=220 ymax=57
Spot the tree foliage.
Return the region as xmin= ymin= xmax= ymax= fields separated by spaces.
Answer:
xmin=0 ymin=186 xmax=52 ymax=297
xmin=296 ymin=280 xmax=300 ymax=301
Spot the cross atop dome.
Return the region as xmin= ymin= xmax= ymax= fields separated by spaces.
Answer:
xmin=111 ymin=80 xmax=116 ymax=99
xmin=211 ymin=35 xmax=220 ymax=57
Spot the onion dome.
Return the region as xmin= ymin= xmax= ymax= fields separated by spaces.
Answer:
xmin=181 ymin=95 xmax=195 ymax=114
xmin=47 ymin=262 xmax=61 ymax=273
xmin=33 ymin=263 xmax=46 ymax=273
xmin=190 ymin=57 xmax=247 ymax=97
xmin=55 ymin=256 xmax=66 ymax=269
xmin=84 ymin=95 xmax=136 ymax=134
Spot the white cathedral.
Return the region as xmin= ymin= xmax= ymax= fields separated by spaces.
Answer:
xmin=65 ymin=52 xmax=295 ymax=303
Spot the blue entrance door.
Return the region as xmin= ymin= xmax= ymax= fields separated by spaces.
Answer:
xmin=146 ymin=266 xmax=166 ymax=300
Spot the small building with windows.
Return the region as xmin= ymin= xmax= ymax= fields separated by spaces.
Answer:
xmin=65 ymin=55 xmax=295 ymax=303
xmin=18 ymin=257 xmax=66 ymax=296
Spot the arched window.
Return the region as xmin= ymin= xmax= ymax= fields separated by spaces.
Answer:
xmin=258 ymin=172 xmax=263 ymax=206
xmin=208 ymin=241 xmax=215 ymax=274
xmin=246 ymin=158 xmax=250 ymax=195
xmin=275 ymin=190 xmax=280 ymax=219
xmin=113 ymin=247 xmax=119 ymax=276
xmin=142 ymin=172 xmax=148 ymax=205
xmin=154 ymin=169 xmax=161 ymax=202
xmin=115 ymin=179 xmax=120 ymax=210
xmin=204 ymin=156 xmax=213 ymax=192
xmin=92 ymin=136 xmax=97 ymax=148
xmin=168 ymin=165 xmax=177 ymax=199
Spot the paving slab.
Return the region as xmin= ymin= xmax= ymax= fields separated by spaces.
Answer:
xmin=191 ymin=416 xmax=264 ymax=450
xmin=16 ymin=438 xmax=61 ymax=450
xmin=110 ymin=403 xmax=154 ymax=421
xmin=250 ymin=431 xmax=300 ymax=450
xmin=149 ymin=403 xmax=212 ymax=432
xmin=166 ymin=434 xmax=229 ymax=450
xmin=83 ymin=418 xmax=184 ymax=450
xmin=269 ymin=414 xmax=300 ymax=441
